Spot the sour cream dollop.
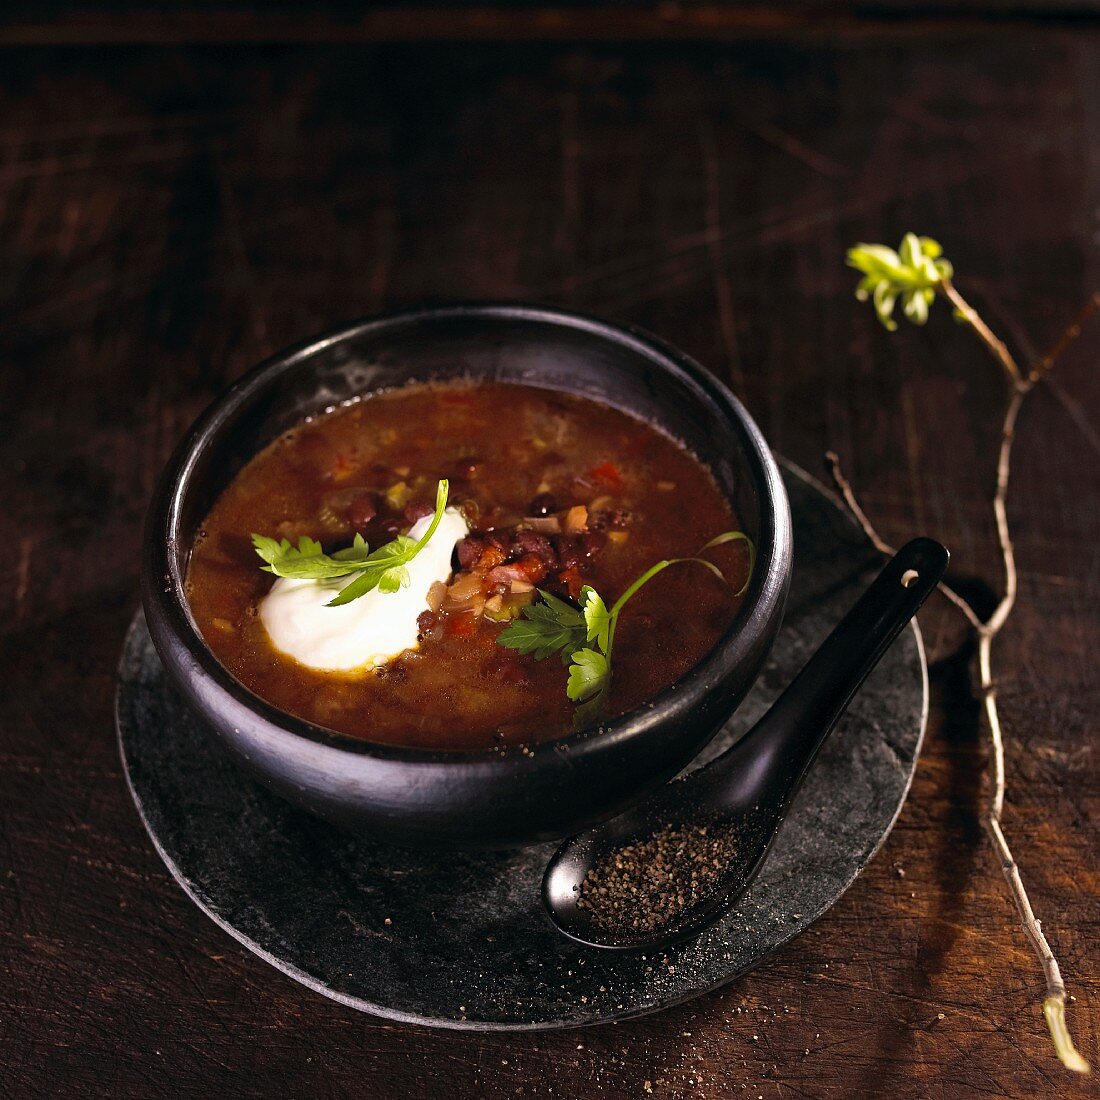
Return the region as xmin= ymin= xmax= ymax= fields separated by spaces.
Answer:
xmin=258 ymin=508 xmax=468 ymax=672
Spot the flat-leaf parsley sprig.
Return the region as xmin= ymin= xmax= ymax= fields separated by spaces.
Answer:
xmin=252 ymin=479 xmax=449 ymax=607
xmin=497 ymin=530 xmax=754 ymax=727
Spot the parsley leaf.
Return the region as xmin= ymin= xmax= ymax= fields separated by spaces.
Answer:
xmin=326 ymin=481 xmax=449 ymax=606
xmin=566 ymin=647 xmax=609 ymax=703
xmin=251 ymin=479 xmax=450 ymax=607
xmin=581 ymin=586 xmax=611 ymax=653
xmin=496 ymin=588 xmax=587 ymax=661
xmin=251 ymin=531 xmax=372 ymax=580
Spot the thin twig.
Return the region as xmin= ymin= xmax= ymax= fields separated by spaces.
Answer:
xmin=984 ymin=389 xmax=1024 ymax=638
xmin=828 ymin=287 xmax=1098 ymax=1074
xmin=971 ymin=383 xmax=1087 ymax=1071
xmin=1031 ymin=290 xmax=1100 ymax=382
xmin=941 ymin=277 xmax=1022 ymax=384
xmin=824 ymin=451 xmax=983 ymax=632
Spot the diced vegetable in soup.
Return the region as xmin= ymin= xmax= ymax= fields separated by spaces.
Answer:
xmin=186 ymin=382 xmax=751 ymax=750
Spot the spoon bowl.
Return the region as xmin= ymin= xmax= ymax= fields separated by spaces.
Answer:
xmin=544 ymin=538 xmax=949 ymax=950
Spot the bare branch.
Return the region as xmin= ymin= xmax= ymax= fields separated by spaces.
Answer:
xmin=1031 ymin=290 xmax=1100 ymax=382
xmin=824 ymin=451 xmax=983 ymax=632
xmin=823 ymin=451 xmax=893 ymax=554
xmin=941 ymin=277 xmax=1023 ymax=384
xmin=831 ymin=432 xmax=1090 ymax=1072
xmin=984 ymin=389 xmax=1024 ymax=638
xmin=827 ymin=284 xmax=1100 ymax=1075
xmin=981 ymin=659 xmax=1090 ymax=1073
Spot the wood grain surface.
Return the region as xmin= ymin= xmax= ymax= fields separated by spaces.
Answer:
xmin=3 ymin=3 xmax=1100 ymax=46
xmin=1 ymin=29 xmax=1097 ymax=1099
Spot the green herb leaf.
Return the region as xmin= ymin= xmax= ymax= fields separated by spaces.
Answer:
xmin=326 ymin=481 xmax=449 ymax=607
xmin=251 ymin=532 xmax=372 ymax=580
xmin=566 ymin=647 xmax=610 ymax=703
xmin=533 ymin=589 xmax=587 ymax=628
xmin=581 ymin=585 xmax=611 ymax=652
xmin=847 ymin=234 xmax=952 ymax=330
xmin=496 ymin=588 xmax=587 ymax=661
xmin=699 ymin=529 xmax=756 ymax=596
xmin=331 ymin=532 xmax=371 ymax=562
xmin=251 ymin=479 xmax=450 ymax=606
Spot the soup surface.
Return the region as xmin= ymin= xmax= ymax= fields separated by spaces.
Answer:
xmin=186 ymin=382 xmax=749 ymax=750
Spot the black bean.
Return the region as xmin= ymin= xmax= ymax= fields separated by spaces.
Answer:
xmin=580 ymin=531 xmax=607 ymax=558
xmin=527 ymin=492 xmax=557 ymax=516
xmin=347 ymin=491 xmax=378 ymax=528
xmin=455 ymin=536 xmax=485 ymax=570
xmin=553 ymin=537 xmax=581 ymax=572
xmin=513 ymin=529 xmax=557 ymax=565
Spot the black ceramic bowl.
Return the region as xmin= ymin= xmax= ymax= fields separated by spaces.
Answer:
xmin=143 ymin=304 xmax=792 ymax=848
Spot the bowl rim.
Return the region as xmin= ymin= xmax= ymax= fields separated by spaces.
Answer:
xmin=144 ymin=301 xmax=792 ymax=766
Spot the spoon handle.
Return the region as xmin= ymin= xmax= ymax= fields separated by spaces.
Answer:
xmin=730 ymin=537 xmax=948 ymax=793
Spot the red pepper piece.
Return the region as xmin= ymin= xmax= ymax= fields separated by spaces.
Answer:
xmin=589 ymin=461 xmax=623 ymax=489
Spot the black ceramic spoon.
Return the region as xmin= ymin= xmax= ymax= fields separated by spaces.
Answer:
xmin=543 ymin=537 xmax=949 ymax=951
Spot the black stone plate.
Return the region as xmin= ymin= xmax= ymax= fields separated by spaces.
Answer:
xmin=116 ymin=461 xmax=927 ymax=1030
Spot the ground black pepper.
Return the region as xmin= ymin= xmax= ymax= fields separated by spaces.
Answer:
xmin=577 ymin=823 xmax=738 ymax=934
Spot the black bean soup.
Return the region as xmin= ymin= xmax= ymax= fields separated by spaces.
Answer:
xmin=186 ymin=381 xmax=750 ymax=750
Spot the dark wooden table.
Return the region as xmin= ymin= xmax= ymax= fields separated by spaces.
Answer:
xmin=2 ymin=10 xmax=1098 ymax=1097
